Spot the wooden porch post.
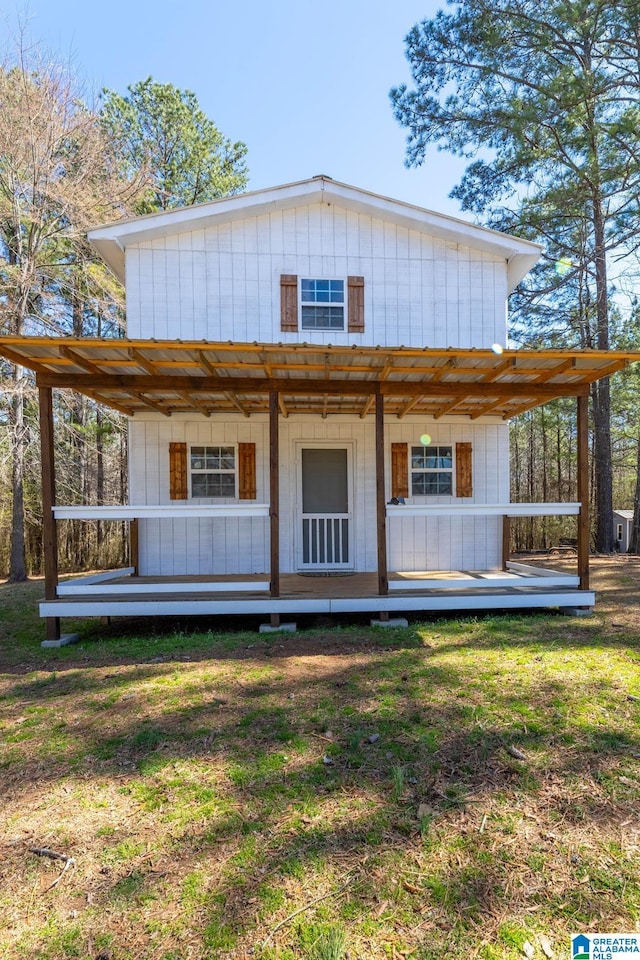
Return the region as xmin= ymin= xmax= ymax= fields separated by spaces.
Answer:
xmin=39 ymin=386 xmax=60 ymax=642
xmin=376 ymin=392 xmax=388 ymax=598
xmin=269 ymin=391 xmax=280 ymax=609
xmin=501 ymin=515 xmax=511 ymax=571
xmin=577 ymin=393 xmax=590 ymax=590
xmin=129 ymin=518 xmax=139 ymax=576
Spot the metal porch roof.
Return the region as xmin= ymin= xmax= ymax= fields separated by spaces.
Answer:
xmin=0 ymin=336 xmax=637 ymax=420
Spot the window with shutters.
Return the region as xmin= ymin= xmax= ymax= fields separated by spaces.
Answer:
xmin=300 ymin=279 xmax=345 ymax=330
xmin=190 ymin=445 xmax=236 ymax=498
xmin=411 ymin=445 xmax=453 ymax=495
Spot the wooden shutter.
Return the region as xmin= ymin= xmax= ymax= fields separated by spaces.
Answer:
xmin=238 ymin=442 xmax=257 ymax=500
xmin=169 ymin=442 xmax=188 ymax=500
xmin=280 ymin=274 xmax=298 ymax=332
xmin=347 ymin=275 xmax=365 ymax=333
xmin=391 ymin=442 xmax=409 ymax=498
xmin=455 ymin=442 xmax=473 ymax=498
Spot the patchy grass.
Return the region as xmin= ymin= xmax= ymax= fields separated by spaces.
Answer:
xmin=0 ymin=559 xmax=639 ymax=959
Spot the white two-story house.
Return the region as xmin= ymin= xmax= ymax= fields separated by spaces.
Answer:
xmin=2 ymin=176 xmax=628 ymax=643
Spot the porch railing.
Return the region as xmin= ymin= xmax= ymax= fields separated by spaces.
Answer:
xmin=385 ymin=502 xmax=580 ymax=518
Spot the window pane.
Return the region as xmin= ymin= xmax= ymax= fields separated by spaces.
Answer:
xmin=301 ymin=305 xmax=344 ymax=329
xmin=301 ymin=278 xmax=344 ymax=305
xmin=192 ymin=473 xmax=236 ymax=497
xmin=412 ymin=474 xmax=426 ymax=495
xmin=437 ymin=473 xmax=453 ymax=494
xmin=329 ymin=280 xmax=344 ymax=302
xmin=191 ymin=475 xmax=208 ymax=497
xmin=411 ymin=448 xmax=426 ymax=468
xmin=422 ymin=474 xmax=440 ymax=495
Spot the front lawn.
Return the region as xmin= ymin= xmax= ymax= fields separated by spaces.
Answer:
xmin=1 ymin=558 xmax=639 ymax=959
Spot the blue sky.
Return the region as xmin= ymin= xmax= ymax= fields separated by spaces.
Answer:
xmin=13 ymin=0 xmax=469 ymax=216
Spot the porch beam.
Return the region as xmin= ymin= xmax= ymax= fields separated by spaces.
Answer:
xmin=224 ymin=391 xmax=250 ymax=418
xmin=130 ymin=392 xmax=171 ymax=416
xmin=433 ymin=397 xmax=467 ymax=419
xmin=470 ymin=397 xmax=508 ymax=419
xmin=197 ymin=350 xmax=221 ymax=378
xmin=179 ymin=392 xmax=211 ymax=416
xmin=500 ymin=394 xmax=564 ymax=420
xmin=278 ymin=395 xmax=289 ymax=419
xmin=269 ymin=391 xmax=280 ymax=598
xmin=1 ymin=343 xmax=50 ymax=373
xmin=482 ymin=357 xmax=516 ymax=382
xmin=39 ymin=386 xmax=60 ymax=642
xmin=429 ymin=357 xmax=457 ymax=382
xmin=359 ymin=395 xmax=375 ymax=419
xmin=128 ymin=347 xmax=162 ymax=376
xmin=36 ymin=371 xmax=591 ymax=400
xmin=533 ymin=358 xmax=575 ymax=383
xmin=375 ymin=393 xmax=388 ymax=596
xmin=260 ymin=351 xmax=273 ymax=377
xmin=84 ymin=390 xmax=135 ymax=417
xmin=397 ymin=395 xmax=422 ymax=419
xmin=577 ymin=393 xmax=590 ymax=590
xmin=60 ymin=346 xmax=103 ymax=374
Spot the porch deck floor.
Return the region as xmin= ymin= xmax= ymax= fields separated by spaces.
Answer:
xmin=65 ymin=569 xmax=541 ymax=598
xmin=44 ymin=568 xmax=594 ymax=619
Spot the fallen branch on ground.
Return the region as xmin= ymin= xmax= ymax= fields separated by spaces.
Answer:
xmin=29 ymin=847 xmax=74 ymax=862
xmin=29 ymin=847 xmax=76 ymax=894
xmin=262 ymin=873 xmax=356 ymax=948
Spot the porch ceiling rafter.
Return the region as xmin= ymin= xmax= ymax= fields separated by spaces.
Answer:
xmin=2 ymin=335 xmax=639 ymax=420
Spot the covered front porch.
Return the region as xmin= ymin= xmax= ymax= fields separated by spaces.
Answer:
xmin=40 ymin=500 xmax=593 ymax=627
xmin=0 ymin=336 xmax=632 ymax=642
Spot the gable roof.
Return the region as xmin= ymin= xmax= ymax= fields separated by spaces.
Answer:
xmin=88 ymin=175 xmax=542 ymax=291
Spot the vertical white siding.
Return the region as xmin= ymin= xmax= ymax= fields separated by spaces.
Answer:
xmin=125 ymin=202 xmax=508 ymax=349
xmin=129 ymin=414 xmax=509 ymax=576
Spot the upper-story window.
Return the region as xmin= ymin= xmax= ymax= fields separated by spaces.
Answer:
xmin=300 ymin=279 xmax=345 ymax=330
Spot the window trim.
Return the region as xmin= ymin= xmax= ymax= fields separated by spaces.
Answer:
xmin=299 ymin=277 xmax=346 ymax=331
xmin=410 ymin=443 xmax=455 ymax=497
xmin=189 ymin=443 xmax=238 ymax=499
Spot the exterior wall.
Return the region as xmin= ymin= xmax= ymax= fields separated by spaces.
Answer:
xmin=125 ymin=202 xmax=508 ymax=349
xmin=129 ymin=414 xmax=509 ymax=576
xmin=613 ymin=513 xmax=633 ymax=553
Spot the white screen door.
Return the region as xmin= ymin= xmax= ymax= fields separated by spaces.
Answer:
xmin=298 ymin=448 xmax=352 ymax=569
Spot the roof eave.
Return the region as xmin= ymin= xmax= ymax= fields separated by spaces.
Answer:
xmin=87 ymin=176 xmax=543 ymax=286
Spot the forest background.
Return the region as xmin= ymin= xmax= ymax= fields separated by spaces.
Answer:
xmin=1 ymin=0 xmax=640 ymax=581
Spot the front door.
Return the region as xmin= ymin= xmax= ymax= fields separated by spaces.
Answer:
xmin=298 ymin=447 xmax=352 ymax=569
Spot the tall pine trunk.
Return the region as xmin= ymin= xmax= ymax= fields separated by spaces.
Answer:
xmin=8 ymin=362 xmax=27 ymax=582
xmin=592 ymin=192 xmax=614 ymax=552
xmin=629 ymin=436 xmax=640 ymax=554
